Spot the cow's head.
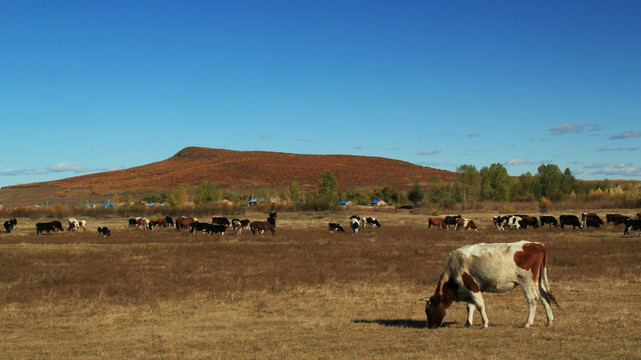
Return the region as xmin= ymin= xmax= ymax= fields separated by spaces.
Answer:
xmin=425 ymin=295 xmax=447 ymax=328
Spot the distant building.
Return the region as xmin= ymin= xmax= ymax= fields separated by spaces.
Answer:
xmin=338 ymin=200 xmax=353 ymax=206
xmin=371 ymin=199 xmax=387 ymax=206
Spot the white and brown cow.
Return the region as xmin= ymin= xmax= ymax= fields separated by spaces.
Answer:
xmin=454 ymin=218 xmax=478 ymax=231
xmin=424 ymin=241 xmax=557 ymax=329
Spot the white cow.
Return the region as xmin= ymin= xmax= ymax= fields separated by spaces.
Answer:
xmin=424 ymin=241 xmax=558 ymax=329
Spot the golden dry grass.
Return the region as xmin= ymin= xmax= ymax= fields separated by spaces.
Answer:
xmin=1 ymin=210 xmax=640 ymax=359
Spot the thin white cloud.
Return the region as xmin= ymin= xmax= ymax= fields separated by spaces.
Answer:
xmin=47 ymin=163 xmax=89 ymax=173
xmin=549 ymin=122 xmax=601 ymax=135
xmin=467 ymin=133 xmax=481 ymax=138
xmin=597 ymin=147 xmax=639 ymax=151
xmin=417 ymin=149 xmax=441 ymax=156
xmin=0 ymin=168 xmax=46 ymax=176
xmin=610 ymin=131 xmax=641 ymax=140
xmin=297 ymin=138 xmax=313 ymax=143
xmin=591 ymin=165 xmax=641 ymax=177
xmin=353 ymin=145 xmax=363 ymax=150
xmin=584 ymin=163 xmax=609 ymax=169
xmin=504 ymin=159 xmax=552 ymax=166
xmin=259 ymin=135 xmax=274 ymax=141
xmin=505 ymin=159 xmax=530 ymax=166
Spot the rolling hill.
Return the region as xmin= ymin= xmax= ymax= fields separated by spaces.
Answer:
xmin=0 ymin=147 xmax=455 ymax=205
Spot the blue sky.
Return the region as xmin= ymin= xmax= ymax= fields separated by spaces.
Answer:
xmin=1 ymin=1 xmax=640 ymax=188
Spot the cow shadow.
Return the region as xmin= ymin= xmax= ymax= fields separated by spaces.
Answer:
xmin=352 ymin=319 xmax=458 ymax=329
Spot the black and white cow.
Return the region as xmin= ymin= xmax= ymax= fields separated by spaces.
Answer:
xmin=444 ymin=215 xmax=462 ymax=229
xmin=623 ymin=219 xmax=641 ymax=237
xmin=493 ymin=215 xmax=511 ymax=230
xmin=559 ymin=215 xmax=582 ymax=229
xmin=329 ymin=223 xmax=345 ymax=233
xmin=350 ymin=215 xmax=361 ymax=233
xmin=361 ymin=217 xmax=381 ymax=228
xmin=97 ymin=227 xmax=111 ymax=236
xmin=4 ymin=218 xmax=17 ymax=233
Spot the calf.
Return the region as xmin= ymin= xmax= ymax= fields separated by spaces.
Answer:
xmin=329 ymin=223 xmax=345 ymax=233
xmin=559 ymin=215 xmax=582 ymax=229
xmin=97 ymin=227 xmax=111 ymax=236
xmin=424 ymin=241 xmax=557 ymax=329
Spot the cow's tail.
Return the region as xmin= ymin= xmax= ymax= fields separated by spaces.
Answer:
xmin=540 ymin=249 xmax=560 ymax=309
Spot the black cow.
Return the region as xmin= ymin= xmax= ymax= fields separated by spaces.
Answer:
xmin=97 ymin=227 xmax=111 ymax=236
xmin=623 ymin=219 xmax=641 ymax=237
xmin=329 ymin=223 xmax=345 ymax=233
xmin=539 ymin=215 xmax=558 ymax=227
xmin=518 ymin=216 xmax=539 ymax=229
xmin=128 ymin=218 xmax=138 ymax=227
xmin=240 ymin=219 xmax=251 ymax=229
xmin=610 ymin=214 xmax=631 ymax=226
xmin=212 ymin=217 xmax=230 ymax=227
xmin=4 ymin=218 xmax=17 ymax=233
xmin=36 ymin=221 xmax=64 ymax=234
xmin=444 ymin=215 xmax=462 ymax=228
xmin=585 ymin=215 xmax=604 ymax=228
xmin=560 ymin=215 xmax=582 ymax=229
xmin=190 ymin=222 xmax=226 ymax=235
xmin=362 ymin=217 xmax=381 ymax=228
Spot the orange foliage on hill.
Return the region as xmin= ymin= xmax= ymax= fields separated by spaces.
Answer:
xmin=8 ymin=147 xmax=454 ymax=193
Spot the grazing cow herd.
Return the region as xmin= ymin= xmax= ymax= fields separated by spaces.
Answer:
xmin=328 ymin=215 xmax=382 ymax=234
xmin=2 ymin=209 xmax=639 ymax=238
xmin=2 ymin=207 xmax=640 ymax=331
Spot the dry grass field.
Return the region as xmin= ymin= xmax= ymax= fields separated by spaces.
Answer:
xmin=1 ymin=209 xmax=640 ymax=359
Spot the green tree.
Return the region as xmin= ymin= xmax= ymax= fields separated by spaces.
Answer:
xmin=164 ymin=185 xmax=188 ymax=207
xmin=407 ymin=179 xmax=424 ymax=206
xmin=480 ymin=163 xmax=512 ymax=201
xmin=456 ymin=164 xmax=481 ymax=205
xmin=537 ymin=164 xmax=564 ymax=201
xmin=257 ymin=184 xmax=271 ymax=200
xmin=289 ymin=180 xmax=301 ymax=202
xmin=196 ymin=181 xmax=215 ymax=204
xmin=318 ymin=170 xmax=338 ymax=204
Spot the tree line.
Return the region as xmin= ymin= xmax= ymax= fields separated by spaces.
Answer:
xmin=119 ymin=163 xmax=637 ymax=210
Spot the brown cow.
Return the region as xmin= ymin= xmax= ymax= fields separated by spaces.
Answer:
xmin=250 ymin=221 xmax=276 ymax=235
xmin=175 ymin=216 xmax=196 ymax=231
xmin=428 ymin=217 xmax=447 ymax=229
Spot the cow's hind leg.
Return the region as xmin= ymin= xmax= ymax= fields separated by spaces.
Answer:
xmin=465 ymin=302 xmax=475 ymax=327
xmin=521 ymin=283 xmax=539 ymax=328
xmin=469 ymin=293 xmax=489 ymax=328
